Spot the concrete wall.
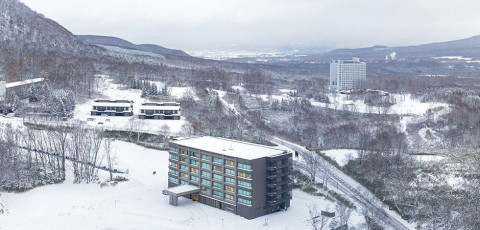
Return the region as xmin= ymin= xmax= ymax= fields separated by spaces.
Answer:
xmin=236 ymin=157 xmax=266 ymax=219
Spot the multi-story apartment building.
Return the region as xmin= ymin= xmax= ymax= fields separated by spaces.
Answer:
xmin=167 ymin=136 xmax=293 ymax=220
xmin=138 ymin=102 xmax=181 ymax=120
xmin=330 ymin=57 xmax=367 ymax=93
xmin=90 ymin=99 xmax=134 ymax=116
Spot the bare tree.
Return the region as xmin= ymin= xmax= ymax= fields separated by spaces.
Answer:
xmin=335 ymin=203 xmax=352 ymax=228
xmin=159 ymin=124 xmax=171 ymax=147
xmin=104 ymin=138 xmax=115 ymax=181
xmin=299 ymin=150 xmax=323 ymax=184
xmin=307 ymin=203 xmax=328 ymax=230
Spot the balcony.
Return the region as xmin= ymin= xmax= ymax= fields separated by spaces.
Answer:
xmin=267 ymin=163 xmax=292 ymax=171
xmin=266 ymin=196 xmax=292 ymax=205
xmin=267 ymin=178 xmax=291 ymax=187
xmin=267 ymin=171 xmax=290 ymax=178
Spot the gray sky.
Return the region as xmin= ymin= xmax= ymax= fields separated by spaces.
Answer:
xmin=20 ymin=0 xmax=480 ymax=52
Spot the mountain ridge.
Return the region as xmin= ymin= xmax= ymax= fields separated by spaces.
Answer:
xmin=76 ymin=35 xmax=190 ymax=58
xmin=327 ymin=35 xmax=480 ymax=60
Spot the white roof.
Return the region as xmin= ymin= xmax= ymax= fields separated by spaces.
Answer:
xmin=92 ymin=102 xmax=132 ymax=107
xmin=6 ymin=78 xmax=44 ymax=88
xmin=166 ymin=185 xmax=200 ymax=195
xmin=140 ymin=105 xmax=180 ymax=111
xmin=171 ymin=136 xmax=289 ymax=160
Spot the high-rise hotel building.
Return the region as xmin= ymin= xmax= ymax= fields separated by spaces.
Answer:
xmin=330 ymin=57 xmax=367 ymax=93
xmin=167 ymin=136 xmax=293 ymax=219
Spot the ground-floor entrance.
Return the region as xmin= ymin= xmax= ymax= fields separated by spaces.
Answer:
xmin=199 ymin=195 xmax=236 ymax=214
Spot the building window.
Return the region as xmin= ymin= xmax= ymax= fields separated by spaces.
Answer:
xmin=238 ymin=188 xmax=252 ymax=197
xmin=191 ymin=160 xmax=199 ymax=166
xmin=225 ymin=185 xmax=235 ymax=193
xmin=169 ymin=169 xmax=178 ymax=176
xmin=169 ymin=147 xmax=178 ymax=153
xmin=180 ymin=180 xmax=188 ymax=185
xmin=180 ymin=165 xmax=188 ymax=171
xmin=169 ymin=154 xmax=179 ymax=160
xmin=225 ymin=159 xmax=235 ymax=167
xmin=201 ymin=170 xmax=211 ymax=177
xmin=225 ymin=177 xmax=235 ymax=184
xmin=190 ymin=175 xmax=199 ymax=182
xmin=201 ymin=186 xmax=211 ymax=195
xmin=237 ymin=197 xmax=252 ymax=206
xmin=237 ymin=163 xmax=252 ymax=170
xmin=180 ymin=149 xmax=188 ymax=155
xmin=190 ymin=168 xmax=199 ymax=174
xmin=201 ymin=155 xmax=210 ymax=161
xmin=238 ymin=172 xmax=252 ymax=179
xmin=213 ymin=174 xmax=223 ymax=181
xmin=225 ymin=194 xmax=234 ymax=201
xmin=169 ymin=176 xmax=179 ymax=184
xmin=213 ymin=157 xmax=223 ymax=164
xmin=201 ymin=178 xmax=210 ymax=186
xmin=190 ymin=151 xmax=199 ymax=158
xmin=201 ymin=162 xmax=211 ymax=170
xmin=213 ymin=182 xmax=222 ymax=189
xmin=213 ymin=190 xmax=222 ymax=197
xmin=180 ymin=172 xmax=188 ymax=180
xmin=238 ymin=180 xmax=252 ymax=188
xmin=213 ymin=165 xmax=222 ymax=172
xmin=169 ymin=162 xmax=179 ymax=168
xmin=225 ymin=168 xmax=235 ymax=175
xmin=180 ymin=156 xmax=189 ymax=164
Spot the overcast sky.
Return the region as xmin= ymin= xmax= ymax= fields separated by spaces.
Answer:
xmin=20 ymin=0 xmax=480 ymax=52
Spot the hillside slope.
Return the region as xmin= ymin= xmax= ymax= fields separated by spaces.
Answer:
xmin=0 ymin=0 xmax=99 ymax=55
xmin=77 ymin=35 xmax=190 ymax=57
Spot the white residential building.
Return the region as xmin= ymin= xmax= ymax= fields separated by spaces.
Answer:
xmin=91 ymin=99 xmax=134 ymax=116
xmin=138 ymin=102 xmax=181 ymax=120
xmin=329 ymin=57 xmax=366 ymax=93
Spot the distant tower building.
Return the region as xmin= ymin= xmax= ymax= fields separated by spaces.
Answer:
xmin=0 ymin=74 xmax=6 ymax=102
xmin=329 ymin=57 xmax=366 ymax=93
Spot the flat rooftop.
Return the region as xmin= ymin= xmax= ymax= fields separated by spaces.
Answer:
xmin=165 ymin=185 xmax=200 ymax=196
xmin=6 ymin=78 xmax=44 ymax=88
xmin=92 ymin=100 xmax=133 ymax=108
xmin=139 ymin=105 xmax=180 ymax=111
xmin=171 ymin=136 xmax=289 ymax=160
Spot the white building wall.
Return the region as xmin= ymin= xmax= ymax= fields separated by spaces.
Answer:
xmin=329 ymin=58 xmax=366 ymax=93
xmin=0 ymin=81 xmax=5 ymax=102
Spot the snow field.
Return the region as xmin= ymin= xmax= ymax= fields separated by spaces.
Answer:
xmin=1 ymin=141 xmax=364 ymax=230
xmin=322 ymin=149 xmax=359 ymax=167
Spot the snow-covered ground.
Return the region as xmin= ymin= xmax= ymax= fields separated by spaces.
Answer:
xmin=0 ymin=141 xmax=365 ymax=230
xmin=213 ymin=90 xmax=239 ymax=115
xmin=255 ymin=90 xmax=448 ymax=116
xmin=74 ymin=79 xmax=187 ymax=134
xmin=411 ymin=154 xmax=444 ymax=162
xmin=322 ymin=149 xmax=359 ymax=167
xmin=310 ymin=93 xmax=447 ymax=116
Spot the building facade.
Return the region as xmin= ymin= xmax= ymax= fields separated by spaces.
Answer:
xmin=168 ymin=136 xmax=293 ymax=220
xmin=138 ymin=102 xmax=180 ymax=120
xmin=330 ymin=57 xmax=366 ymax=93
xmin=90 ymin=99 xmax=134 ymax=116
xmin=0 ymin=80 xmax=5 ymax=102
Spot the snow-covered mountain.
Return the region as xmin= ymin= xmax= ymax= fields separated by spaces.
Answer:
xmin=0 ymin=0 xmax=99 ymax=56
xmin=77 ymin=35 xmax=190 ymax=58
xmin=327 ymin=35 xmax=480 ymax=61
